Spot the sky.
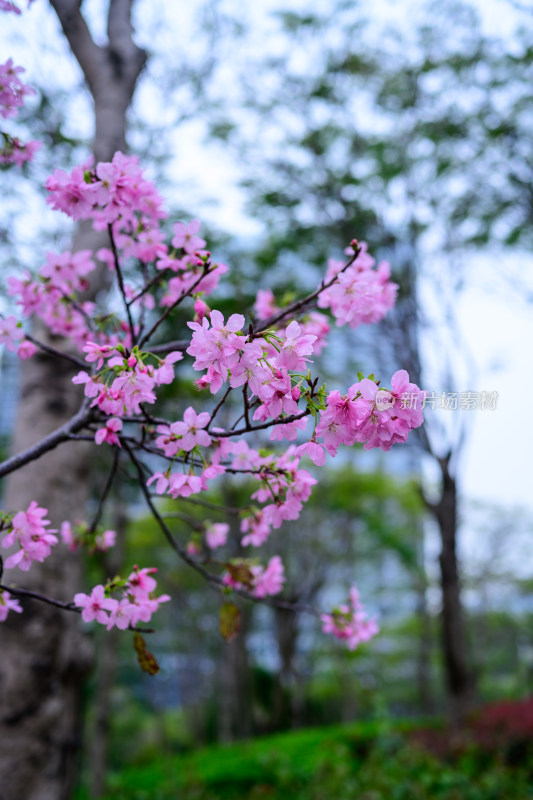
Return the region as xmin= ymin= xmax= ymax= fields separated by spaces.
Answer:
xmin=1 ymin=0 xmax=532 ymax=524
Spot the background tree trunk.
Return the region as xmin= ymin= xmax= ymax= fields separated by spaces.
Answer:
xmin=0 ymin=3 xmax=145 ymax=797
xmin=432 ymin=455 xmax=474 ymax=722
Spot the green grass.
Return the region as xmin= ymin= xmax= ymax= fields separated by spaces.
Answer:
xmin=77 ymin=720 xmax=533 ymax=800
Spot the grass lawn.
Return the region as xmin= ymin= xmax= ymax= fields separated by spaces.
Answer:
xmin=77 ymin=715 xmax=533 ymax=800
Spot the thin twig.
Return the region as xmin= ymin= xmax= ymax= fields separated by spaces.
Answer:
xmin=253 ymin=243 xmax=361 ymax=335
xmin=0 ymin=583 xmax=155 ymax=633
xmin=214 ymin=409 xmax=310 ymax=438
xmin=0 ymin=583 xmax=79 ymax=612
xmin=123 ymin=443 xmax=320 ymax=617
xmin=138 ymin=263 xmax=215 ymax=348
xmin=148 ymin=339 xmax=189 ymax=355
xmin=242 ymin=384 xmax=252 ymax=430
xmin=207 ymin=386 xmax=232 ymax=429
xmin=108 ymin=223 xmax=136 ymax=344
xmin=126 ymin=270 xmax=169 ymax=308
xmin=87 ymin=448 xmax=120 ymax=535
xmin=25 ymin=334 xmax=87 ymax=370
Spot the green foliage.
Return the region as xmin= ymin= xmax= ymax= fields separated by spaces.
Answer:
xmin=76 ymin=720 xmax=533 ymax=800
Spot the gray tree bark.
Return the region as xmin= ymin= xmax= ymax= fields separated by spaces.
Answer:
xmin=0 ymin=3 xmax=145 ymax=798
xmin=430 ymin=453 xmax=474 ymax=723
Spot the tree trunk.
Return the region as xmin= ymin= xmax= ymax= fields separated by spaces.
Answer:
xmin=217 ymin=607 xmax=253 ymax=742
xmin=433 ymin=455 xmax=474 ymax=723
xmin=0 ymin=4 xmax=145 ymax=798
xmin=273 ymin=606 xmax=300 ymax=730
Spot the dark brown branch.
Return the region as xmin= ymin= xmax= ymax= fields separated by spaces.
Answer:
xmin=126 ymin=270 xmax=170 ymax=309
xmin=87 ymin=448 xmax=120 ymax=534
xmin=0 ymin=583 xmax=79 ymax=612
xmin=253 ymin=243 xmax=361 ymax=335
xmin=148 ymin=340 xmax=189 ymax=355
xmin=208 ymin=386 xmax=232 ymax=428
xmin=138 ymin=264 xmax=215 ymax=348
xmin=0 ymin=401 xmax=93 ymax=479
xmin=0 ymin=583 xmax=154 ymax=632
xmin=25 ymin=334 xmax=87 ymax=369
xmin=108 ymin=223 xmax=136 ymax=341
xmin=242 ymin=384 xmax=252 ymax=430
xmin=213 ymin=409 xmax=310 ymax=438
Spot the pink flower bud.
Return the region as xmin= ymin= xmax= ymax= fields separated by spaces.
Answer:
xmin=194 ymin=298 xmax=209 ymax=322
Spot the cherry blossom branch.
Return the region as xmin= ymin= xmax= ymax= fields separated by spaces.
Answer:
xmin=0 ymin=582 xmax=79 ymax=612
xmin=0 ymin=401 xmax=94 ymax=479
xmin=108 ymin=223 xmax=136 ymax=342
xmin=138 ymin=263 xmax=215 ymax=348
xmin=87 ymin=448 xmax=120 ymax=535
xmin=253 ymin=241 xmax=361 ymax=335
xmin=24 ymin=334 xmax=87 ymax=369
xmin=123 ymin=441 xmax=223 ymax=580
xmin=126 ymin=269 xmax=169 ymax=308
xmin=212 ymin=409 xmax=310 ymax=438
xmin=124 ymin=442 xmax=320 ymax=617
xmin=148 ymin=339 xmax=189 ymax=355
xmin=0 ymin=583 xmax=155 ymax=632
xmin=242 ymin=385 xmax=252 ymax=430
xmin=208 ymin=386 xmax=233 ymax=427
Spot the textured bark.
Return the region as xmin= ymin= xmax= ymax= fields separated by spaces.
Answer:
xmin=0 ymin=3 xmax=146 ymax=798
xmin=432 ymin=455 xmax=474 ymax=723
xmin=217 ymin=608 xmax=253 ymax=742
xmin=273 ymin=607 xmax=300 ymax=730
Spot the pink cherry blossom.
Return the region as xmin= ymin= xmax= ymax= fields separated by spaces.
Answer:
xmin=205 ymin=522 xmax=229 ymax=549
xmin=251 ymin=556 xmax=285 ymax=598
xmin=2 ymin=501 xmax=58 ymax=571
xmin=171 ymin=219 xmax=206 ymax=254
xmin=0 ymin=589 xmax=22 ymax=621
xmin=74 ymin=585 xmax=117 ymax=624
xmin=274 ymin=320 xmax=317 ymax=371
xmin=169 ymin=406 xmax=211 ymax=451
xmin=321 ymin=585 xmax=379 ymax=650
xmin=94 ymin=417 xmax=123 ymax=446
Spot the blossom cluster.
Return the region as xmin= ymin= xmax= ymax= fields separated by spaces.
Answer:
xmin=1 ymin=502 xmax=58 ymax=572
xmin=8 ymin=250 xmax=97 ymax=349
xmin=222 ymin=555 xmax=286 ymax=598
xmin=74 ymin=566 xmax=170 ymax=630
xmin=0 ymin=314 xmax=36 ymax=359
xmin=321 ymin=586 xmax=379 ymax=650
xmin=0 ymin=146 xmax=426 ymax=653
xmin=318 ymin=244 xmax=397 ymax=329
xmin=0 ymin=52 xmax=40 ymax=164
xmin=60 ymin=521 xmax=116 ymax=554
xmin=316 ymin=370 xmax=425 ymax=455
xmin=0 ymin=58 xmax=34 ymax=119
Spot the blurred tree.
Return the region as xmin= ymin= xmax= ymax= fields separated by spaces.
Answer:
xmin=198 ymin=0 xmax=530 ymax=720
